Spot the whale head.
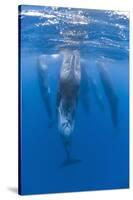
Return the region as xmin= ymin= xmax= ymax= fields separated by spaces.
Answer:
xmin=58 ymin=101 xmax=75 ymax=139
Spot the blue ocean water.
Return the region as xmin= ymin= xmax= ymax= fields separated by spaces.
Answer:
xmin=19 ymin=5 xmax=129 ymax=195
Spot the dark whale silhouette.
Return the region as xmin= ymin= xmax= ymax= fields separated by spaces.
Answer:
xmin=96 ymin=60 xmax=119 ymax=126
xmin=37 ymin=55 xmax=53 ymax=123
xmin=80 ymin=64 xmax=104 ymax=113
xmin=80 ymin=65 xmax=90 ymax=113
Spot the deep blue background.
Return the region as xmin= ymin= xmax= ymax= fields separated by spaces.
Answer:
xmin=19 ymin=5 xmax=129 ymax=195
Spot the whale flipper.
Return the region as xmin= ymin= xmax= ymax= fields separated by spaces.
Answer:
xmin=97 ymin=60 xmax=119 ymax=126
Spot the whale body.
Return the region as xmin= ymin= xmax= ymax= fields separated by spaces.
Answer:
xmin=97 ymin=60 xmax=119 ymax=126
xmin=37 ymin=55 xmax=53 ymax=120
xmin=56 ymin=50 xmax=81 ymax=160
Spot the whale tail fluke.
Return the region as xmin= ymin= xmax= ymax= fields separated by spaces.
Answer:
xmin=61 ymin=158 xmax=81 ymax=167
xmin=61 ymin=140 xmax=81 ymax=167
